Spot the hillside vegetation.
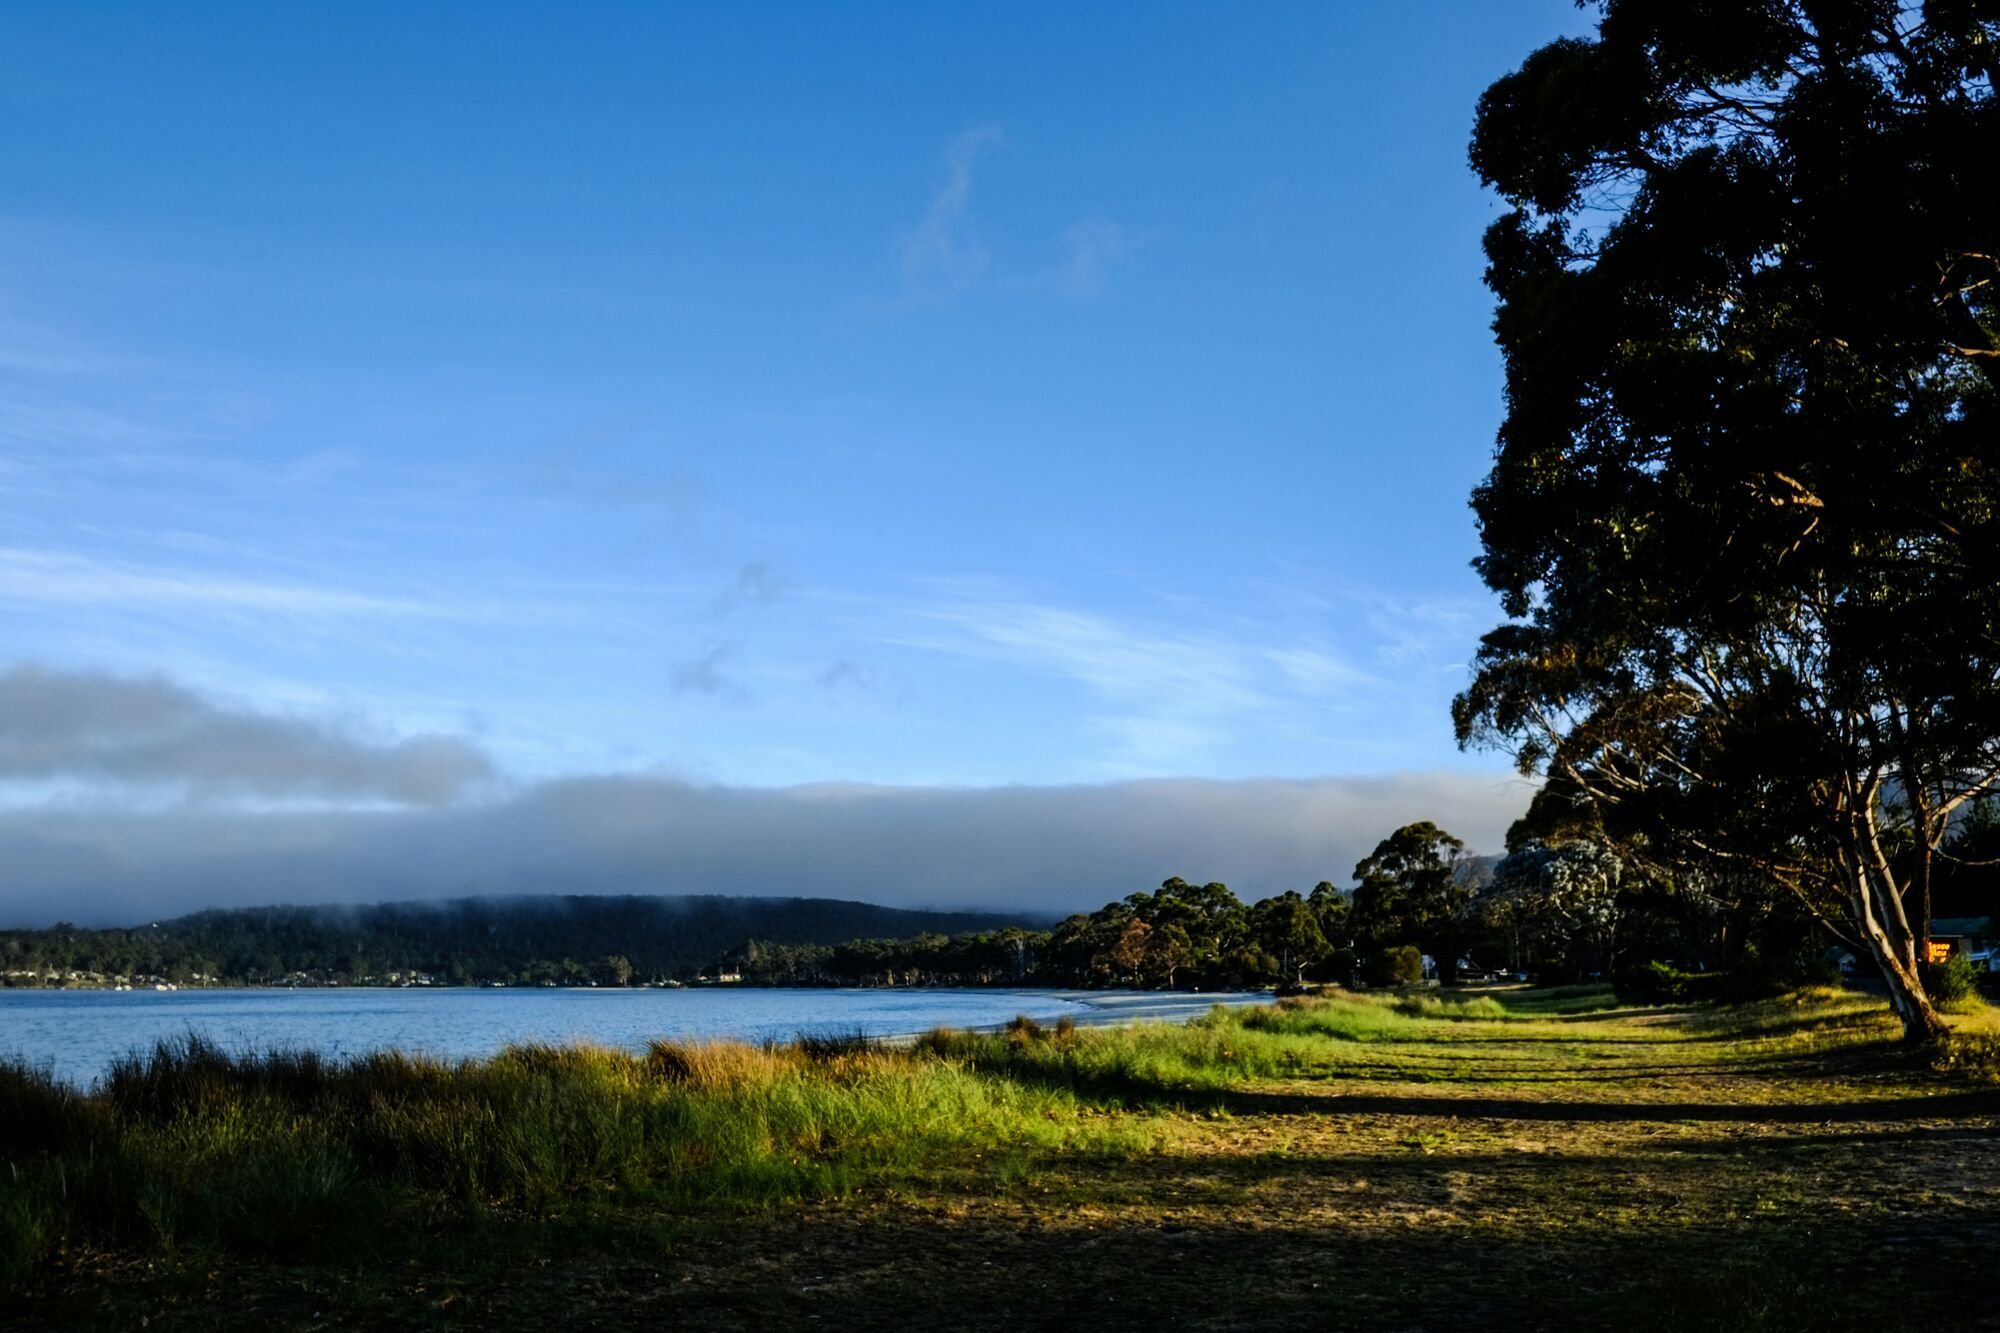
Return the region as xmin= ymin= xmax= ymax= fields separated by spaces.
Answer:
xmin=0 ymin=896 xmax=1045 ymax=988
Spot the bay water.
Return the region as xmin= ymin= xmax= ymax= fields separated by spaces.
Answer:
xmin=0 ymin=986 xmax=1265 ymax=1086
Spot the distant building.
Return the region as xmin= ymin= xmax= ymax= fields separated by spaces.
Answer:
xmin=1931 ymin=918 xmax=1998 ymax=972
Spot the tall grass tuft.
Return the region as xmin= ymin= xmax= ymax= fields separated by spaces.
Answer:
xmin=790 ymin=1029 xmax=876 ymax=1062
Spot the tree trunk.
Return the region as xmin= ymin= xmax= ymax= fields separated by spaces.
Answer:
xmin=1903 ymin=758 xmax=1936 ymax=967
xmin=1914 ymin=828 xmax=1934 ymax=969
xmin=1868 ymin=935 xmax=1947 ymax=1045
xmin=1845 ymin=855 xmax=1948 ymax=1044
xmin=1434 ymin=930 xmax=1460 ymax=985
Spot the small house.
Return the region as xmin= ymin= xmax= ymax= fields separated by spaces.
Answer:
xmin=1931 ymin=917 xmax=1998 ymax=972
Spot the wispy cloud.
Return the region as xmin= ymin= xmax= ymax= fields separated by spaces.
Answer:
xmin=1363 ymin=594 xmax=1490 ymax=672
xmin=1051 ymin=218 xmax=1133 ymax=300
xmin=893 ymin=591 xmax=1376 ymax=773
xmin=0 ymin=299 xmax=266 ymax=455
xmin=897 ymin=126 xmax=1004 ymax=303
xmin=1266 ymin=646 xmax=1375 ymax=694
xmin=0 ymin=307 xmax=181 ymax=381
xmin=815 ymin=658 xmax=904 ymax=708
xmin=923 ymin=600 xmax=1268 ymax=713
xmin=0 ymin=547 xmax=467 ymax=620
xmin=817 ymin=659 xmax=871 ymax=689
xmin=670 ymin=642 xmax=738 ymax=697
xmin=893 ymin=129 xmax=1138 ymax=307
xmin=712 ymin=560 xmax=786 ymax=616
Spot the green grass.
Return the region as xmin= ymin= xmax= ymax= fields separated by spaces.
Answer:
xmin=6 ymin=983 xmax=1999 ymax=1329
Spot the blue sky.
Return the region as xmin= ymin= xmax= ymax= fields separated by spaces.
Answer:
xmin=0 ymin=4 xmax=1585 ymax=918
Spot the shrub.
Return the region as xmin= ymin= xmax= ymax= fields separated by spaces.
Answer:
xmin=1922 ymin=954 xmax=1980 ymax=1006
xmin=1617 ymin=960 xmax=1681 ymax=1004
xmin=1615 ymin=961 xmax=1729 ymax=1005
xmin=1797 ymin=951 xmax=1846 ymax=988
xmin=1364 ymin=946 xmax=1423 ymax=988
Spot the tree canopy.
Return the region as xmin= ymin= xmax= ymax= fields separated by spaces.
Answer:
xmin=1455 ymin=0 xmax=2000 ymax=1040
xmin=1352 ymin=822 xmax=1475 ymax=981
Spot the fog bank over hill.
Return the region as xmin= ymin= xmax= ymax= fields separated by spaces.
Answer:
xmin=0 ymin=772 xmax=1530 ymax=926
xmin=0 ymin=664 xmax=1530 ymax=925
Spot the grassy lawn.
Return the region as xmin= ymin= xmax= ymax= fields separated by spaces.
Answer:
xmin=7 ymin=986 xmax=1999 ymax=1331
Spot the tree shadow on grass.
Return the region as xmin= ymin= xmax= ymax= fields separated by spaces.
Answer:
xmin=982 ymin=1054 xmax=2000 ymax=1125
xmin=1300 ymin=1061 xmax=1874 ymax=1085
xmin=1416 ymin=1033 xmax=1683 ymax=1046
xmin=1056 ymin=1127 xmax=2000 ymax=1202
xmin=1204 ymin=1084 xmax=2000 ymax=1124
xmin=1512 ymin=1004 xmax=1702 ymax=1022
xmin=22 ymin=1188 xmax=1997 ymax=1332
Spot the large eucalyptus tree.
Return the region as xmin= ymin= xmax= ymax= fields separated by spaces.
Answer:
xmin=1454 ymin=0 xmax=2000 ymax=1040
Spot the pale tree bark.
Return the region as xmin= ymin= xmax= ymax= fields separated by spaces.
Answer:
xmin=1841 ymin=797 xmax=1948 ymax=1044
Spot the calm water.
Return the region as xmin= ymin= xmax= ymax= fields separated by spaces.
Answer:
xmin=0 ymin=987 xmax=1265 ymax=1086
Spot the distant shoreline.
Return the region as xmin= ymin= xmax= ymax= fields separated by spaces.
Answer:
xmin=3 ymin=978 xmax=1281 ymax=998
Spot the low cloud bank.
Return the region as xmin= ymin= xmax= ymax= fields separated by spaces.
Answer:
xmin=0 ymin=664 xmax=492 ymax=805
xmin=0 ymin=663 xmax=1530 ymax=926
xmin=0 ymin=772 xmax=1531 ymax=926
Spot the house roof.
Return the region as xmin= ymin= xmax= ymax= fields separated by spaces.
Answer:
xmin=1932 ymin=917 xmax=1993 ymax=937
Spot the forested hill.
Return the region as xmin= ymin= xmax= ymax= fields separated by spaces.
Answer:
xmin=1 ymin=896 xmax=1046 ymax=988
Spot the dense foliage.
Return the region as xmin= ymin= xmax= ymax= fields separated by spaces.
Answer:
xmin=1455 ymin=0 xmax=2000 ymax=1041
xmin=735 ymin=877 xmax=1355 ymax=989
xmin=1352 ymin=823 xmax=1476 ymax=982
